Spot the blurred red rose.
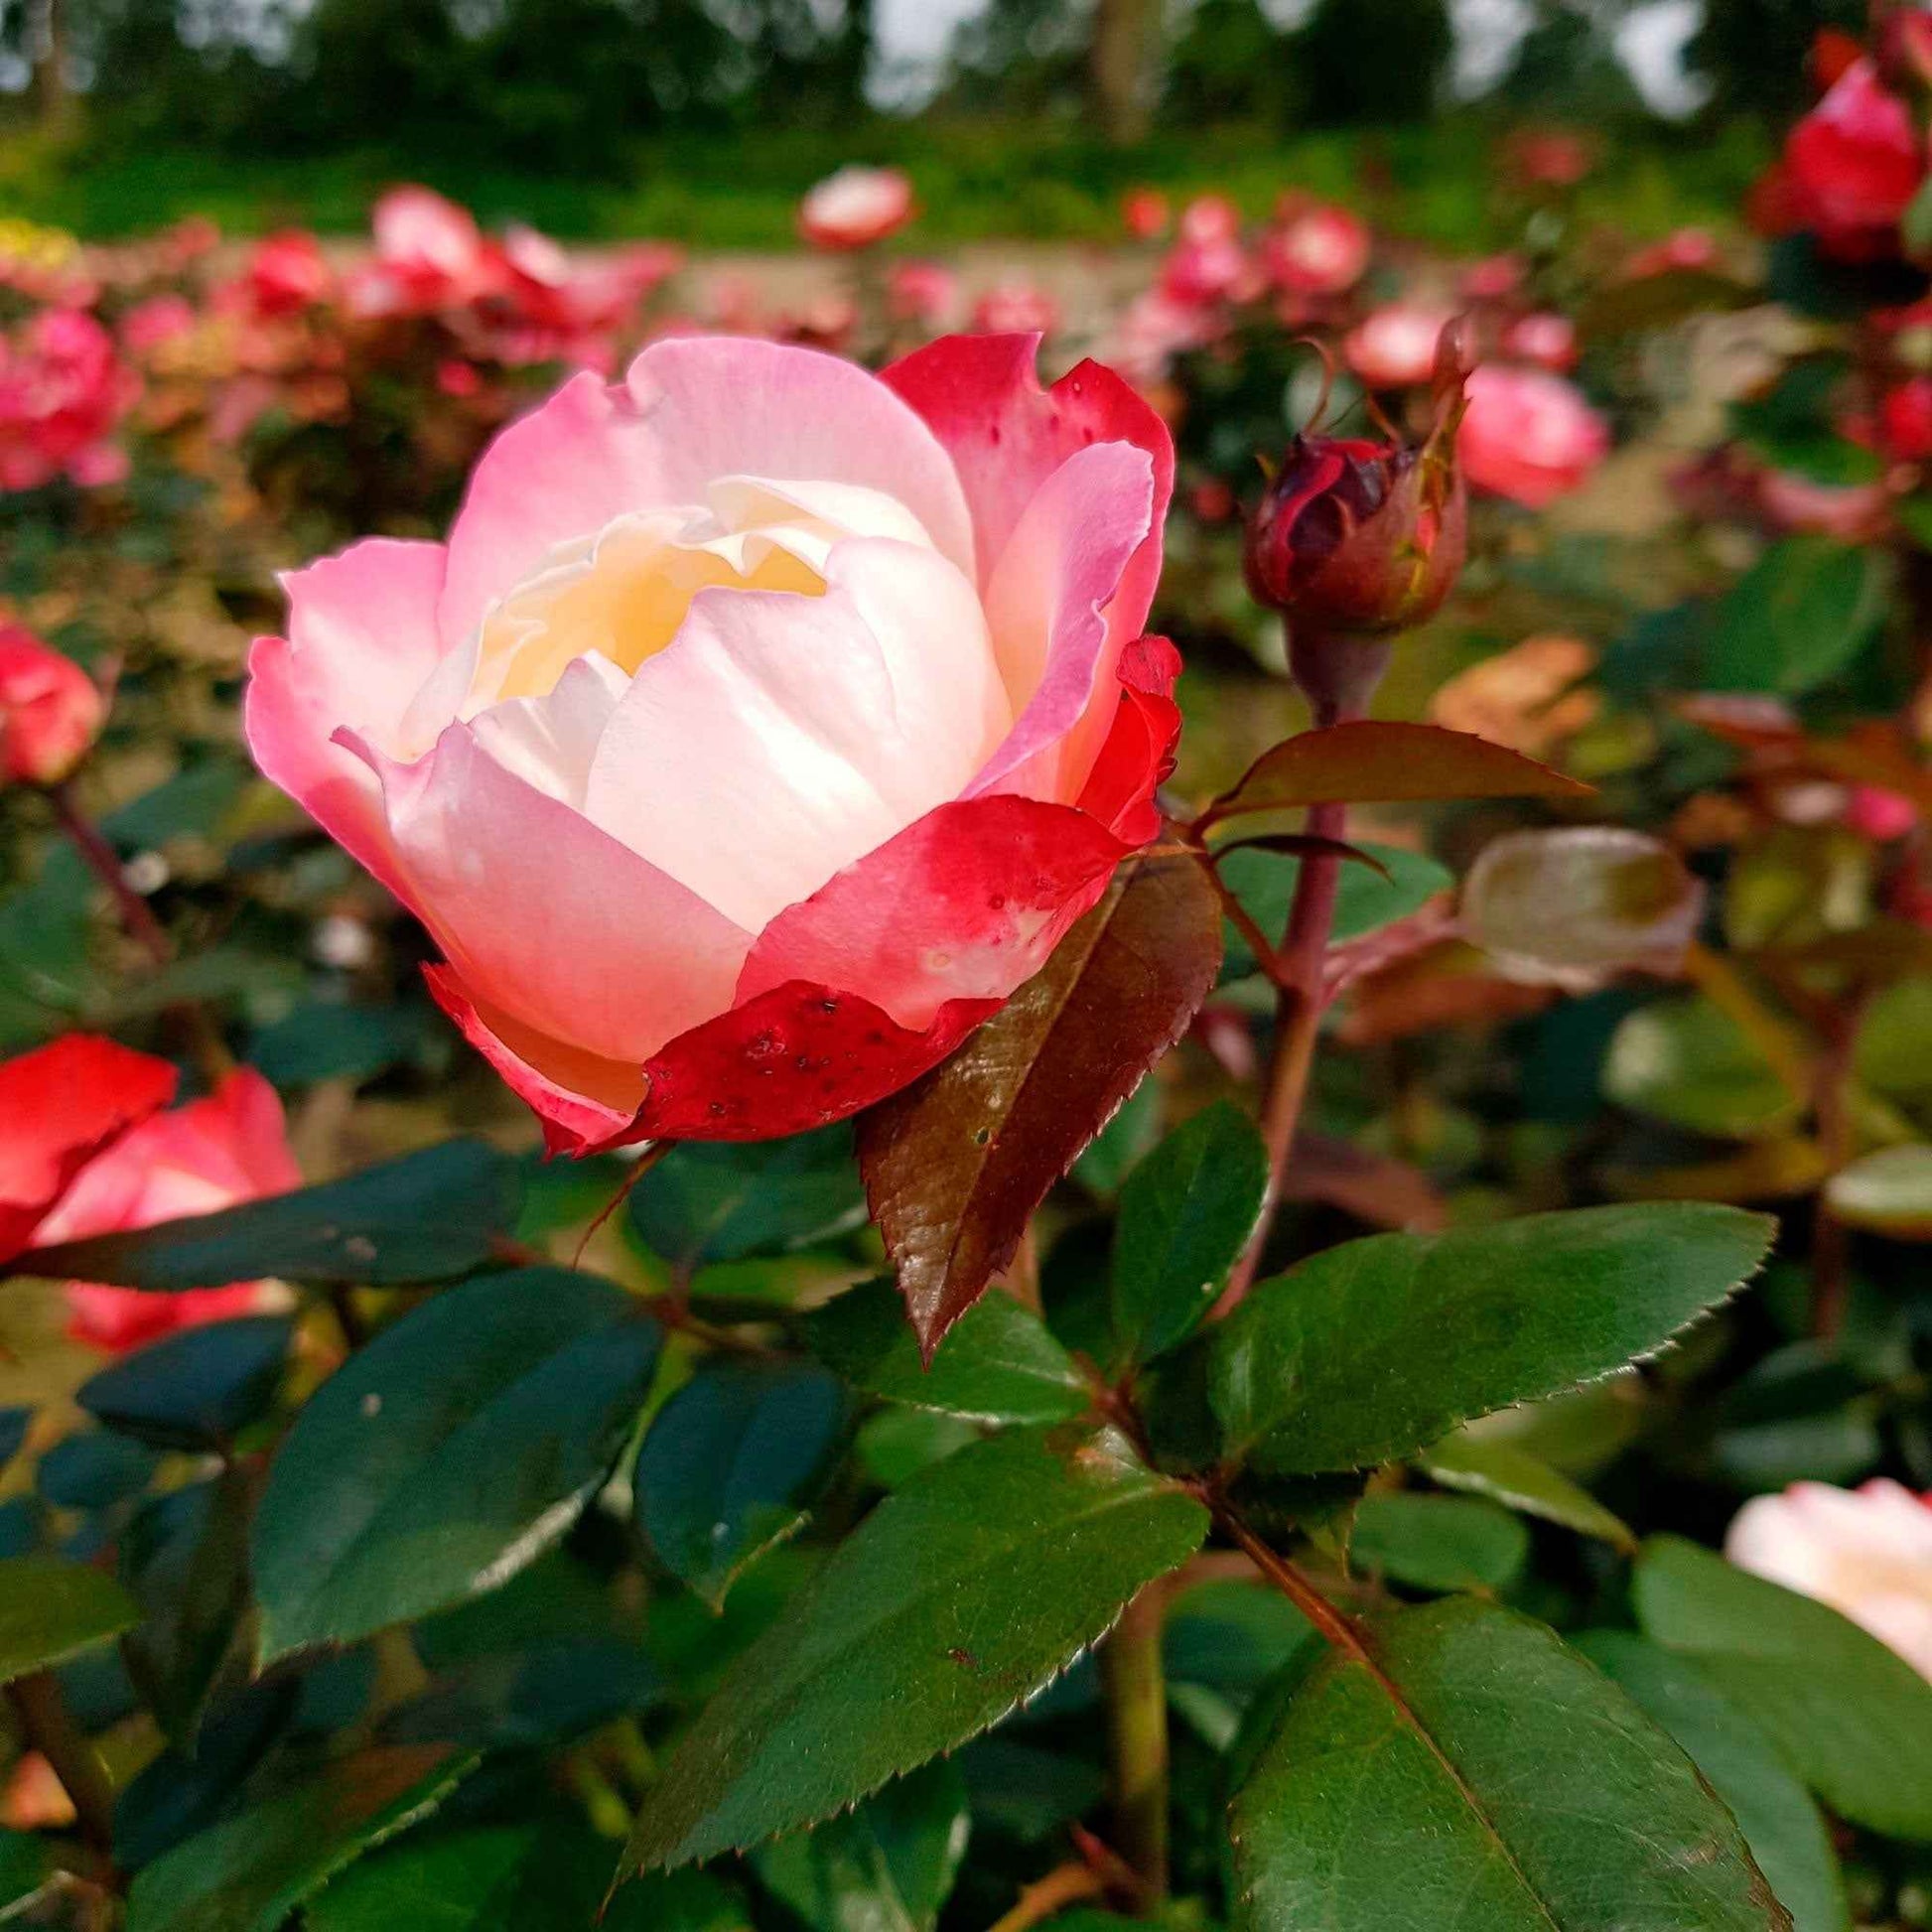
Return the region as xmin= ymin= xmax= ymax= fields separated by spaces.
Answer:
xmin=0 ymin=624 xmax=103 ymax=786
xmin=1784 ymin=58 xmax=1925 ymax=260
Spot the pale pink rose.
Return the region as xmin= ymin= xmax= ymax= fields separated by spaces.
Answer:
xmin=887 ymin=260 xmax=960 ymax=331
xmin=246 ymin=335 xmax=1177 ymax=1153
xmin=1460 ymin=253 xmax=1526 ymax=301
xmin=1500 ymin=311 xmax=1579 ymax=373
xmin=971 ymin=283 xmax=1059 ymax=337
xmin=1344 ymin=306 xmax=1454 ymax=389
xmin=1458 ymin=364 xmax=1609 ymax=508
xmin=1160 ymin=233 xmax=1255 ymax=308
xmin=36 ymin=1068 xmax=302 ymax=1353
xmin=1757 ymin=468 xmax=1890 ymax=539
xmin=797 ymin=167 xmax=915 ymax=251
xmin=1110 ymin=289 xmax=1219 ymax=386
xmin=1727 ymin=1479 xmax=1932 ymax=1681
xmin=348 ymin=187 xmax=489 ymax=319
xmin=1264 ymin=204 xmax=1371 ymax=297
xmin=1178 ymin=196 xmax=1240 ymax=246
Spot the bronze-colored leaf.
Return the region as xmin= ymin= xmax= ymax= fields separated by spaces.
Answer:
xmin=859 ymin=855 xmax=1223 ymax=1357
xmin=1200 ymin=721 xmax=1592 ymax=826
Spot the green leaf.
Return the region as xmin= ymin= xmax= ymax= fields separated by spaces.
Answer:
xmin=1705 ymin=537 xmax=1886 ymax=698
xmin=1634 ymin=1534 xmax=1932 ymax=1840
xmin=121 ymin=1471 xmax=254 ymax=1744
xmin=0 ymin=1555 xmax=139 ymax=1683
xmin=76 ymin=1316 xmax=291 ymax=1451
xmin=1823 ymin=1144 xmax=1932 ymax=1239
xmin=1578 ymin=1632 xmax=1848 ymax=1932
xmin=124 ymin=1744 xmax=475 ymax=1932
xmin=860 ymin=857 xmax=1224 ymax=1354
xmin=1158 ymin=1204 xmax=1772 ymax=1475
xmin=251 ymin=1268 xmax=661 ymax=1662
xmin=0 ymin=1407 xmax=31 ymax=1470
xmin=635 ymin=1361 xmax=845 ymax=1608
xmin=805 ymin=1277 xmax=1089 ymax=1425
xmin=751 ymin=1761 xmax=969 ymax=1932
xmin=1230 ymin=1596 xmax=1790 ymax=1932
xmin=37 ymin=1430 xmax=158 ymax=1508
xmin=1111 ymin=1103 xmax=1268 ymax=1362
xmin=1203 ymin=722 xmax=1592 ymax=824
xmin=1350 ymin=1492 xmax=1529 ymax=1593
xmin=1604 ymin=997 xmax=1800 ymax=1141
xmin=1217 ymin=843 xmax=1454 ymax=982
xmin=619 ymin=1427 xmax=1206 ymax=1874
xmin=1416 ymin=1433 xmax=1636 ymax=1553
xmin=13 ymin=1140 xmax=523 ymax=1291
xmin=0 ymin=1830 xmax=53 ymax=1914
xmin=629 ymin=1127 xmax=866 ymax=1271
xmin=247 ymin=1002 xmax=437 ymax=1089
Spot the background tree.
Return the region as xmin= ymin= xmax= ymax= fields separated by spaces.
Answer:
xmin=1296 ymin=0 xmax=1451 ymax=125
xmin=1689 ymin=0 xmax=1864 ymax=117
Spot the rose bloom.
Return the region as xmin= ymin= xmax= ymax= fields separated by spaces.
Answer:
xmin=1883 ymin=375 xmax=1932 ymax=460
xmin=1757 ymin=468 xmax=1890 ymax=539
xmin=1844 ymin=783 xmax=1919 ymax=840
xmin=0 ymin=308 xmax=136 ymax=492
xmin=1123 ymin=188 xmax=1171 ymax=241
xmin=886 ymin=260 xmax=960 ymax=331
xmin=346 ymin=185 xmax=488 ymax=320
xmin=1625 ymin=226 xmax=1720 ymax=278
xmin=120 ymin=294 xmax=198 ymax=360
xmin=971 ymin=283 xmax=1059 ymax=337
xmin=1178 ymin=195 xmax=1240 ymax=247
xmin=0 ymin=625 xmax=103 ymax=786
xmin=1344 ymin=306 xmax=1454 ymax=389
xmin=1727 ymin=1479 xmax=1932 ymax=1681
xmin=35 ymin=1067 xmax=301 ymax=1352
xmin=1460 ymin=253 xmax=1526 ymax=302
xmin=1264 ymin=203 xmax=1371 ymax=298
xmin=797 ymin=167 xmax=915 ymax=251
xmin=1784 ymin=58 xmax=1925 ymax=260
xmin=1500 ymin=312 xmax=1579 ymax=374
xmin=1160 ymin=232 xmax=1253 ymax=308
xmin=1458 ymin=365 xmax=1609 ymax=508
xmin=0 ymin=1035 xmax=178 ymax=1260
xmin=242 ymin=230 xmax=334 ymax=320
xmin=246 ymin=334 xmax=1177 ymax=1152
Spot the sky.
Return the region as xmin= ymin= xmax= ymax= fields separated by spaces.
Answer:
xmin=869 ymin=0 xmax=1712 ymax=114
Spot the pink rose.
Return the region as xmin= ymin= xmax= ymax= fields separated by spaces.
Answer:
xmin=971 ymin=283 xmax=1059 ymax=337
xmin=1178 ymin=196 xmax=1240 ymax=246
xmin=1756 ymin=468 xmax=1889 ymax=538
xmin=120 ymin=294 xmax=198 ymax=359
xmin=1727 ymin=1479 xmax=1932 ymax=1681
xmin=35 ymin=1068 xmax=302 ymax=1353
xmin=0 ymin=308 xmax=137 ymax=493
xmin=1625 ymin=226 xmax=1720 ymax=278
xmin=1264 ymin=204 xmax=1370 ymax=298
xmin=886 ymin=261 xmax=960 ymax=331
xmin=1344 ymin=305 xmax=1454 ymax=389
xmin=1458 ymin=364 xmax=1609 ymax=508
xmin=246 ymin=334 xmax=1177 ymax=1152
xmin=243 ymin=230 xmax=334 ymax=319
xmin=1500 ymin=311 xmax=1579 ymax=373
xmin=0 ymin=624 xmax=104 ymax=786
xmin=1784 ymin=59 xmax=1925 ymax=260
xmin=348 ymin=187 xmax=488 ymax=318
xmin=797 ymin=168 xmax=915 ymax=251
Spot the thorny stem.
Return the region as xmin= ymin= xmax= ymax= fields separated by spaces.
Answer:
xmin=1098 ymin=1583 xmax=1171 ymax=1899
xmin=985 ymin=1862 xmax=1106 ymax=1932
xmin=1213 ymin=629 xmax=1389 ymax=1316
xmin=1211 ymin=1500 xmax=1365 ymax=1657
xmin=47 ymin=779 xmax=233 ymax=1084
xmin=7 ymin=1670 xmax=118 ymax=1875
xmin=1810 ymin=1000 xmax=1865 ymax=1342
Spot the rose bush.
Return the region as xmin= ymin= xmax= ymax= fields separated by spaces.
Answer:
xmin=247 ymin=332 xmax=1176 ymax=1150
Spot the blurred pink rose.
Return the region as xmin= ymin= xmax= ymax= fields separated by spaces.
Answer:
xmin=972 ymin=282 xmax=1059 ymax=336
xmin=1845 ymin=783 xmax=1919 ymax=840
xmin=0 ymin=308 xmax=138 ymax=493
xmin=1625 ymin=226 xmax=1720 ymax=278
xmin=1160 ymin=231 xmax=1253 ymax=308
xmin=1727 ymin=1479 xmax=1932 ymax=1681
xmin=1757 ymin=468 xmax=1889 ymax=538
xmin=1265 ymin=202 xmax=1370 ymax=297
xmin=887 ymin=260 xmax=960 ymax=331
xmin=120 ymin=294 xmax=198 ymax=359
xmin=242 ymin=230 xmax=334 ymax=319
xmin=246 ymin=335 xmax=1177 ymax=1152
xmin=1460 ymin=253 xmax=1527 ymax=301
xmin=1344 ymin=305 xmax=1453 ymax=388
xmin=1178 ymin=196 xmax=1240 ymax=246
xmin=1500 ymin=311 xmax=1579 ymax=373
xmin=1123 ymin=188 xmax=1171 ymax=240
xmin=1458 ymin=365 xmax=1609 ymax=507
xmin=35 ymin=1068 xmax=302 ymax=1353
xmin=1111 ymin=289 xmax=1218 ymax=386
xmin=0 ymin=624 xmax=103 ymax=786
xmin=1785 ymin=58 xmax=1925 ymax=259
xmin=798 ymin=167 xmax=915 ymax=251
xmin=349 ymin=186 xmax=489 ymax=318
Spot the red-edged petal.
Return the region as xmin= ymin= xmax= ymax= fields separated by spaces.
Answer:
xmin=736 ymin=794 xmax=1129 ymax=1031
xmin=881 ymin=334 xmax=1174 ymax=635
xmin=629 ymin=982 xmax=1002 ymax=1144
xmin=1074 ymin=634 xmax=1183 ymax=845
xmin=0 ymin=1036 xmax=178 ymax=1260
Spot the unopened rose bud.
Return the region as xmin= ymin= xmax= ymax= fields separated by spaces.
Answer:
xmin=1244 ymin=326 xmax=1469 ymax=643
xmin=0 ymin=623 xmax=104 ymax=787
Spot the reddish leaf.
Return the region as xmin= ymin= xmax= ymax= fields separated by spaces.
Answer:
xmin=859 ymin=855 xmax=1223 ymax=1358
xmin=1200 ymin=721 xmax=1592 ymax=825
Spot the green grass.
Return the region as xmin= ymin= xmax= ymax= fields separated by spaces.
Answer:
xmin=0 ymin=113 xmax=1773 ymax=249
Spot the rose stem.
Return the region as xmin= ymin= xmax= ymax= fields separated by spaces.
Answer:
xmin=46 ymin=779 xmax=233 ymax=1083
xmin=987 ymin=1861 xmax=1107 ymax=1932
xmin=1098 ymin=1578 xmax=1172 ymax=1898
xmin=1213 ymin=628 xmax=1391 ymax=1317
xmin=7 ymin=1670 xmax=118 ymax=1873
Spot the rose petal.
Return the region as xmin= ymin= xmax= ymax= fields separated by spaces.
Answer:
xmin=738 ymin=794 xmax=1128 ymax=1031
xmin=1072 ymin=634 xmax=1183 ymax=845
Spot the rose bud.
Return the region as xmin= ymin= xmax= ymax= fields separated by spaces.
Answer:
xmin=0 ymin=1034 xmax=178 ymax=1261
xmin=1727 ymin=1479 xmax=1932 ymax=1681
xmin=797 ymin=167 xmax=915 ymax=251
xmin=1783 ymin=58 xmax=1925 ymax=261
xmin=35 ymin=1067 xmax=301 ymax=1353
xmin=0 ymin=623 xmax=104 ymax=786
xmin=1244 ymin=330 xmax=1468 ymax=641
xmin=246 ymin=335 xmax=1176 ymax=1152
